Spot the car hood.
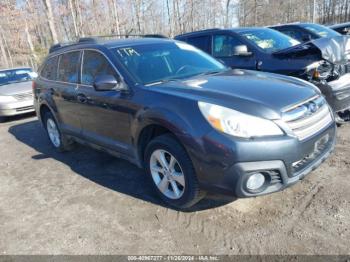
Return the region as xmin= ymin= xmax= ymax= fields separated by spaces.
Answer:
xmin=0 ymin=81 xmax=33 ymax=96
xmin=311 ymin=35 xmax=350 ymax=63
xmin=149 ymin=69 xmax=319 ymax=120
xmin=274 ymin=35 xmax=350 ymax=64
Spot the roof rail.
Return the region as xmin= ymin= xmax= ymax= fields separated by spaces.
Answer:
xmin=49 ymin=33 xmax=168 ymax=53
xmin=75 ymin=34 xmax=168 ymax=44
xmin=176 ymin=28 xmax=221 ymax=37
xmin=78 ymin=37 xmax=99 ymax=43
xmin=49 ymin=42 xmax=76 ymax=53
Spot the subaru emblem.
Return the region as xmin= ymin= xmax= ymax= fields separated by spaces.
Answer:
xmin=308 ymin=102 xmax=318 ymax=113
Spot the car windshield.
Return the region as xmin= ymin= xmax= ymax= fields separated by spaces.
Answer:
xmin=113 ymin=42 xmax=227 ymax=85
xmin=238 ymin=28 xmax=300 ymax=53
xmin=300 ymin=23 xmax=341 ymax=38
xmin=0 ymin=68 xmax=36 ymax=86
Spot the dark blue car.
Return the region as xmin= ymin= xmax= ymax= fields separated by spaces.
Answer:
xmin=175 ymin=28 xmax=350 ymax=123
xmin=34 ymin=37 xmax=335 ymax=209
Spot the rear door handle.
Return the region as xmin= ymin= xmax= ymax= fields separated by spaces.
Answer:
xmin=77 ymin=94 xmax=88 ymax=103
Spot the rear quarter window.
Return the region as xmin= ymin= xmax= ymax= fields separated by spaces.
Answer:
xmin=41 ymin=56 xmax=59 ymax=80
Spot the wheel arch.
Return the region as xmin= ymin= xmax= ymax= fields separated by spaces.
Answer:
xmin=133 ymin=108 xmax=200 ymax=168
xmin=38 ymin=102 xmax=59 ymax=128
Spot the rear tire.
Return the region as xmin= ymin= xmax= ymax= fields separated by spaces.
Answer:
xmin=43 ymin=111 xmax=75 ymax=152
xmin=144 ymin=134 xmax=205 ymax=209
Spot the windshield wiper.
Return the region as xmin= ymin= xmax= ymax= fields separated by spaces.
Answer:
xmin=196 ymin=69 xmax=229 ymax=77
xmin=145 ymin=69 xmax=229 ymax=86
xmin=145 ymin=78 xmax=180 ymax=86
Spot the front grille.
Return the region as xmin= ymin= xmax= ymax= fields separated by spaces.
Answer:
xmin=16 ymin=105 xmax=34 ymax=112
xmin=282 ymin=96 xmax=333 ymax=140
xmin=12 ymin=92 xmax=33 ymax=101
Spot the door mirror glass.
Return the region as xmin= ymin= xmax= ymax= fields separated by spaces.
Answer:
xmin=233 ymin=45 xmax=252 ymax=56
xmin=93 ymin=74 xmax=118 ymax=91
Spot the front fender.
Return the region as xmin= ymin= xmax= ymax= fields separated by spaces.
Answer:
xmin=131 ymin=106 xmax=209 ymax=167
xmin=132 ymin=106 xmax=202 ymax=147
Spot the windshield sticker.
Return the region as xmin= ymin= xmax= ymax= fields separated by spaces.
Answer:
xmin=117 ymin=48 xmax=140 ymax=57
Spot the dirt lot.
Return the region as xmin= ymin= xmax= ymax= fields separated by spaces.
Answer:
xmin=0 ymin=114 xmax=349 ymax=255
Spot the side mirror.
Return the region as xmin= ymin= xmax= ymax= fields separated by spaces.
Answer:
xmin=93 ymin=74 xmax=119 ymax=91
xmin=233 ymin=45 xmax=252 ymax=56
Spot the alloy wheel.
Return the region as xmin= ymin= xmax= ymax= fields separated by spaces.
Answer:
xmin=149 ymin=149 xmax=185 ymax=199
xmin=46 ymin=118 xmax=61 ymax=148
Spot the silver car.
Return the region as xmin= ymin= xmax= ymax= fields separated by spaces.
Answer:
xmin=0 ymin=67 xmax=37 ymax=117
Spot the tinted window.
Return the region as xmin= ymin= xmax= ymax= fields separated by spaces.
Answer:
xmin=41 ymin=57 xmax=58 ymax=80
xmin=186 ymin=36 xmax=211 ymax=54
xmin=114 ymin=42 xmax=226 ymax=85
xmin=278 ymin=28 xmax=305 ymax=42
xmin=57 ymin=51 xmax=80 ymax=83
xmin=81 ymin=50 xmax=117 ymax=85
xmin=213 ymin=35 xmax=244 ymax=57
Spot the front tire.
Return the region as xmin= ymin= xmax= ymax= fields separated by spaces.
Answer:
xmin=144 ymin=134 xmax=205 ymax=209
xmin=43 ymin=111 xmax=74 ymax=152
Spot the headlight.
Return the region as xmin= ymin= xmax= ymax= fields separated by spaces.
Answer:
xmin=308 ymin=61 xmax=332 ymax=81
xmin=0 ymin=95 xmax=16 ymax=103
xmin=198 ymin=102 xmax=283 ymax=138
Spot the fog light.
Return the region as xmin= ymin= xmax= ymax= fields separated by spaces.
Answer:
xmin=246 ymin=173 xmax=265 ymax=191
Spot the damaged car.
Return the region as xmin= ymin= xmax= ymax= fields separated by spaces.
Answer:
xmin=175 ymin=28 xmax=350 ymax=123
xmin=270 ymin=22 xmax=342 ymax=43
xmin=330 ymin=22 xmax=350 ymax=35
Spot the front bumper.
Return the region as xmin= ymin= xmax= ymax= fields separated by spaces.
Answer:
xmin=0 ymin=100 xmax=35 ymax=116
xmin=192 ymin=121 xmax=336 ymax=197
xmin=314 ymin=74 xmax=350 ymax=112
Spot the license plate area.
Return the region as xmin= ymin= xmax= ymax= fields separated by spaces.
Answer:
xmin=292 ymin=134 xmax=330 ymax=175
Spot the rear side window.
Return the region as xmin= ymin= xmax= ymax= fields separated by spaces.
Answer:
xmin=41 ymin=56 xmax=58 ymax=80
xmin=81 ymin=50 xmax=118 ymax=86
xmin=57 ymin=51 xmax=80 ymax=83
xmin=186 ymin=36 xmax=211 ymax=54
xmin=213 ymin=35 xmax=244 ymax=57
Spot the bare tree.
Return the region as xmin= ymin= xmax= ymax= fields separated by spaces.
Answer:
xmin=42 ymin=0 xmax=59 ymax=43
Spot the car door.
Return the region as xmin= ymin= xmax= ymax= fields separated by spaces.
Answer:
xmin=48 ymin=51 xmax=82 ymax=136
xmin=76 ymin=49 xmax=132 ymax=155
xmin=212 ymin=34 xmax=256 ymax=69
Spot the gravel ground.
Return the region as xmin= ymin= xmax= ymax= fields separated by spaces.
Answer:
xmin=0 ymin=114 xmax=349 ymax=255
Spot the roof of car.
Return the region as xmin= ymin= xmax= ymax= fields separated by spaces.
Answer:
xmin=175 ymin=27 xmax=271 ymax=38
xmin=270 ymin=22 xmax=315 ymax=28
xmin=48 ymin=36 xmax=172 ymax=55
xmin=330 ymin=22 xmax=350 ymax=29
